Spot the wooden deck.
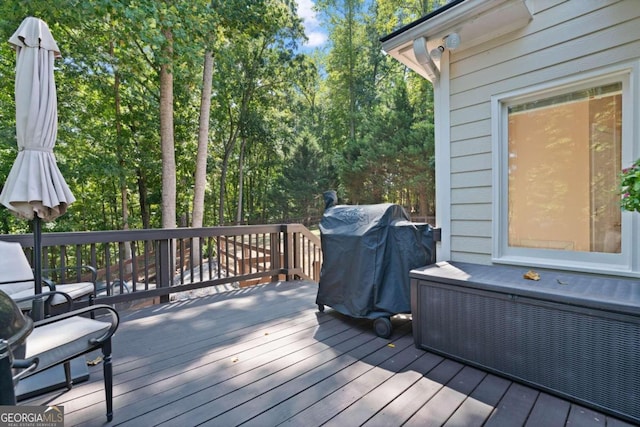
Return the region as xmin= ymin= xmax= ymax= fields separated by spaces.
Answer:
xmin=24 ymin=280 xmax=636 ymax=427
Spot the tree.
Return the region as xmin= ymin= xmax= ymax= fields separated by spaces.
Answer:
xmin=211 ymin=0 xmax=306 ymax=225
xmin=280 ymin=133 xmax=330 ymax=221
xmin=317 ymin=0 xmax=366 ymax=150
xmin=192 ymin=0 xmax=248 ymax=228
xmin=313 ymin=0 xmax=439 ymax=214
xmin=159 ymin=22 xmax=176 ymax=229
xmin=192 ymin=48 xmax=213 ymax=229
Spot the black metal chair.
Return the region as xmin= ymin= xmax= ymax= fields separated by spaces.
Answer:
xmin=0 ymin=241 xmax=97 ymax=315
xmin=0 ymin=289 xmax=119 ymax=421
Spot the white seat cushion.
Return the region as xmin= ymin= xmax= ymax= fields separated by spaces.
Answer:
xmin=8 ymin=288 xmax=35 ymax=300
xmin=0 ymin=241 xmax=94 ymax=306
xmin=51 ymin=282 xmax=94 ymax=305
xmin=24 ymin=316 xmax=112 ymax=373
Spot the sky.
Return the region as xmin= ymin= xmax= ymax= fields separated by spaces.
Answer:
xmin=296 ymin=0 xmax=328 ymax=49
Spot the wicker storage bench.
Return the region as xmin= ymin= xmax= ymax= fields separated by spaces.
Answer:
xmin=410 ymin=261 xmax=640 ymax=424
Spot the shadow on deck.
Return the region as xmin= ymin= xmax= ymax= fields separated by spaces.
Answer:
xmin=23 ymin=280 xmax=635 ymax=427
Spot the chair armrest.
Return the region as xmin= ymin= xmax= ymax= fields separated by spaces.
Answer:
xmin=34 ymin=304 xmax=120 ymax=344
xmin=41 ymin=277 xmax=56 ymax=292
xmin=13 ymin=291 xmax=73 ymax=313
xmin=0 ymin=277 xmax=57 ymax=292
xmin=11 ymin=356 xmax=39 ymax=383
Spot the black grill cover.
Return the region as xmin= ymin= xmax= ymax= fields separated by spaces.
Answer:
xmin=316 ymin=203 xmax=434 ymax=319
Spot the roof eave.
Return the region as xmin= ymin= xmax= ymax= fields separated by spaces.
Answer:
xmin=381 ymin=0 xmax=532 ymax=82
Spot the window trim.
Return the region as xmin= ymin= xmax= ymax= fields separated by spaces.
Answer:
xmin=491 ymin=62 xmax=639 ymax=277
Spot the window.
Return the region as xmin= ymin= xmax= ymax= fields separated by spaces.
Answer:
xmin=493 ymin=66 xmax=638 ymax=275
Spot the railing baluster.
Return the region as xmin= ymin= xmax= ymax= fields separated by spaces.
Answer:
xmin=212 ymin=237 xmax=217 ymax=280
xmin=141 ymin=240 xmax=149 ymax=291
xmin=225 ymin=236 xmax=230 ymax=278
xmin=262 ymin=233 xmax=267 ymax=273
xmin=90 ymin=244 xmax=97 ymax=282
xmin=130 ymin=240 xmax=138 ymax=292
xmin=233 ymin=235 xmax=238 ymax=276
xmin=104 ymin=243 xmax=111 ymax=293
xmin=177 ymin=239 xmax=184 ymax=285
xmin=118 ymin=242 xmax=125 ymax=292
xmin=75 ymin=244 xmax=82 ymax=282
xmin=59 ymin=245 xmax=67 ymax=283
xmin=248 ymin=234 xmax=253 ymax=275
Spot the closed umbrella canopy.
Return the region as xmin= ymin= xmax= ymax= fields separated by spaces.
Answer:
xmin=0 ymin=17 xmax=75 ymax=305
xmin=0 ymin=17 xmax=75 ymax=221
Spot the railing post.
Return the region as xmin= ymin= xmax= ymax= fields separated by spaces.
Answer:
xmin=157 ymin=239 xmax=171 ymax=303
xmin=118 ymin=242 xmax=126 ymax=288
xmin=270 ymin=231 xmax=281 ymax=282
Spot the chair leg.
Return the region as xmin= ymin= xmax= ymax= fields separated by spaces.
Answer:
xmin=0 ymin=343 xmax=17 ymax=406
xmin=89 ymin=295 xmax=95 ymax=319
xmin=102 ymin=340 xmax=114 ymax=422
xmin=63 ymin=361 xmax=73 ymax=389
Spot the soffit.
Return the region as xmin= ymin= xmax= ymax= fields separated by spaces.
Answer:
xmin=381 ymin=0 xmax=532 ymax=81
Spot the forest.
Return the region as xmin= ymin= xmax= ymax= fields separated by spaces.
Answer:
xmin=0 ymin=0 xmax=443 ymax=234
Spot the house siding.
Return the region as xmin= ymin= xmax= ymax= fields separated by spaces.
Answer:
xmin=447 ymin=0 xmax=640 ymax=263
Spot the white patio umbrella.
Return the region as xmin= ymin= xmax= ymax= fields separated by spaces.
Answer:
xmin=0 ymin=17 xmax=75 ymax=300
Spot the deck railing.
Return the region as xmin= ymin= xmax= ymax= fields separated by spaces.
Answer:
xmin=0 ymin=224 xmax=322 ymax=308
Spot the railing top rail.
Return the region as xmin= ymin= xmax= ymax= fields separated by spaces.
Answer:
xmin=0 ymin=224 xmax=300 ymax=247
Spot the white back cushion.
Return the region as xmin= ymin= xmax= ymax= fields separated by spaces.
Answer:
xmin=0 ymin=241 xmax=35 ymax=296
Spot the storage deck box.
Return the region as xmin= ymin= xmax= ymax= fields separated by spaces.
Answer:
xmin=410 ymin=261 xmax=640 ymax=424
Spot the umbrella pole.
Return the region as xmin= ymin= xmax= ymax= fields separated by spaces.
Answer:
xmin=32 ymin=216 xmax=44 ymax=320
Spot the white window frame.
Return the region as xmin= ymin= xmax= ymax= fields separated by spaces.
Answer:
xmin=491 ymin=62 xmax=639 ymax=277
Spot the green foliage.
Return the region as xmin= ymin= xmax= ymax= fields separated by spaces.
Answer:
xmin=278 ymin=131 xmax=332 ymax=220
xmin=621 ymin=159 xmax=640 ymax=213
xmin=316 ymin=0 xmax=438 ymax=215
xmin=0 ymin=0 xmax=439 ymax=233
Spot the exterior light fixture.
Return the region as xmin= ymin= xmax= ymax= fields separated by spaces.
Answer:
xmin=430 ymin=45 xmax=445 ymax=61
xmin=443 ymin=32 xmax=461 ymax=50
xmin=428 ymin=33 xmax=461 ymax=63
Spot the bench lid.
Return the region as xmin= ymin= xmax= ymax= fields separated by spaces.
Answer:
xmin=411 ymin=261 xmax=640 ymax=316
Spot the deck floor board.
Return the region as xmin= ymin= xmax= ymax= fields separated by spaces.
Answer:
xmin=524 ymin=393 xmax=570 ymax=427
xmin=444 ymin=373 xmax=511 ymax=427
xmin=21 ymin=280 xmax=637 ymax=427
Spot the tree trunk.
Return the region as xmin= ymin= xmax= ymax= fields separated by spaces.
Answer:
xmin=418 ymin=191 xmax=428 ymax=219
xmin=192 ymin=48 xmax=214 ymax=262
xmin=192 ymin=49 xmax=214 ymax=229
xmin=348 ymin=0 xmax=356 ymax=140
xmin=218 ymin=149 xmax=231 ymax=225
xmin=111 ymin=39 xmax=132 ymax=273
xmin=236 ymin=135 xmax=247 ymax=225
xmin=160 ymin=28 xmax=176 ymax=230
xmin=218 ymin=109 xmax=242 ymax=225
xmin=137 ymin=168 xmax=151 ymax=229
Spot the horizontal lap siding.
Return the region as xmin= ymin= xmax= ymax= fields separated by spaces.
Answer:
xmin=450 ymin=170 xmax=491 ymax=188
xmin=447 ymin=0 xmax=640 ymax=263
